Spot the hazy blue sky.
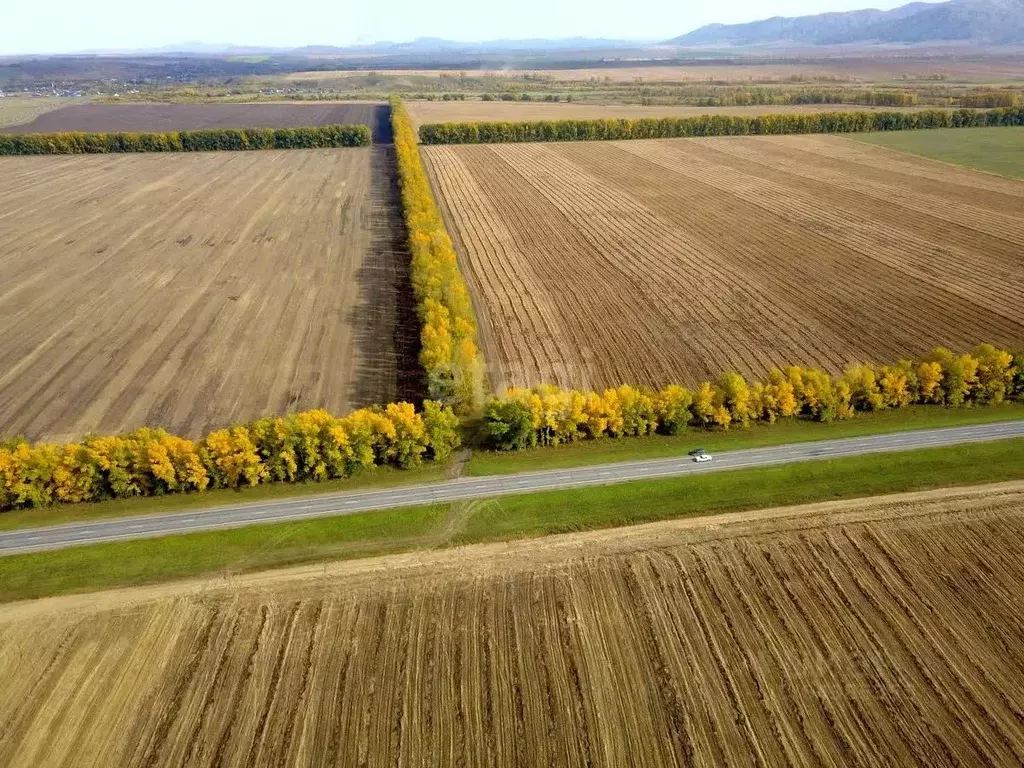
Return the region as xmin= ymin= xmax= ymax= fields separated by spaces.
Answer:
xmin=2 ymin=0 xmax=939 ymax=55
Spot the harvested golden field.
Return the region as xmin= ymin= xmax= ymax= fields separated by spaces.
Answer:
xmin=423 ymin=134 xmax=1024 ymax=391
xmin=2 ymin=482 xmax=1024 ymax=766
xmin=407 ymin=99 xmax=926 ymax=128
xmin=0 ymin=147 xmax=420 ymax=441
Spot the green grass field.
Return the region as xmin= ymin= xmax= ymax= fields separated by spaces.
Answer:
xmin=1 ymin=437 xmax=1021 ymax=603
xmin=852 ymin=126 xmax=1024 ymax=178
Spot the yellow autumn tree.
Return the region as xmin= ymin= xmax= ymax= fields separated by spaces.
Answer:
xmin=917 ymin=360 xmax=944 ymax=403
xmin=202 ymin=426 xmax=267 ymax=488
xmin=690 ymin=381 xmax=717 ymax=427
xmin=421 ymin=400 xmax=461 ymax=461
xmin=922 ymin=347 xmax=978 ymax=406
xmin=582 ymin=391 xmax=613 ymax=437
xmin=972 ymin=343 xmax=1014 ymax=404
xmin=612 ymin=385 xmax=657 ymax=437
xmin=248 ymin=416 xmax=299 ymax=482
xmin=655 ymin=384 xmax=693 ymax=434
xmin=288 ymin=410 xmax=352 ymax=480
xmin=755 ymin=369 xmax=799 ymax=422
xmin=391 ymin=96 xmax=486 ymax=412
xmin=52 ymin=443 xmax=102 ymax=504
xmin=716 ymin=372 xmax=752 ymax=426
xmin=798 ymin=368 xmax=840 ymax=422
xmin=877 ymin=362 xmax=913 ymax=409
xmin=383 ymin=401 xmax=430 ymax=468
xmin=86 ymin=435 xmax=149 ymax=497
xmin=842 ymin=363 xmax=884 ymax=411
xmin=0 ymin=442 xmax=60 ymax=508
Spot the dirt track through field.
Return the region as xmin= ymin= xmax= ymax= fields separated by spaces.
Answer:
xmin=0 ymin=146 xmax=421 ymax=441
xmin=423 ymin=135 xmax=1024 ymax=391
xmin=1 ymin=482 xmax=1024 ymax=766
xmin=0 ymin=102 xmax=393 ymax=143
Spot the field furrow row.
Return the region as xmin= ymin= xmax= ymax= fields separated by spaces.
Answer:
xmin=422 ymin=135 xmax=1024 ymax=390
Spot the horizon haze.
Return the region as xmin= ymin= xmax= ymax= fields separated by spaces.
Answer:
xmin=1 ymin=0 xmax=944 ymax=56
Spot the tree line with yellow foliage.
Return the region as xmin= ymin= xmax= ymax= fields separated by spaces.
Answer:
xmin=0 ymin=125 xmax=372 ymax=155
xmin=418 ymin=106 xmax=1024 ymax=145
xmin=390 ymin=96 xmax=485 ymax=412
xmin=0 ymin=402 xmax=459 ymax=511
xmin=484 ymin=345 xmax=1024 ymax=450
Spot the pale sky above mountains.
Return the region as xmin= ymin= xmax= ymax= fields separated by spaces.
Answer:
xmin=2 ymin=0 xmax=942 ymax=55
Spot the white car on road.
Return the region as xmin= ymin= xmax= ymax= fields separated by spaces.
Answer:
xmin=689 ymin=449 xmax=713 ymax=463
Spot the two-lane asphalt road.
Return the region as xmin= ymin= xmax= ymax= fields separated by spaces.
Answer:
xmin=2 ymin=420 xmax=1022 ymax=555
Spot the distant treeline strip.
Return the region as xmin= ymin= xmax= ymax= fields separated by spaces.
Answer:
xmin=0 ymin=124 xmax=371 ymax=155
xmin=418 ymin=106 xmax=1024 ymax=144
xmin=390 ymin=95 xmax=485 ymax=411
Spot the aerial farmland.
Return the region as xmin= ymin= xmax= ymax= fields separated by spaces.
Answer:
xmin=1 ymin=18 xmax=1024 ymax=766
xmin=423 ymin=133 xmax=1024 ymax=391
xmin=2 ymin=483 xmax=1022 ymax=766
xmin=0 ymin=141 xmax=418 ymax=441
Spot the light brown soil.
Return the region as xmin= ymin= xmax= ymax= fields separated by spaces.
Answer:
xmin=2 ymin=482 xmax=1024 ymax=766
xmin=0 ymin=146 xmax=421 ymax=441
xmin=422 ymin=135 xmax=1024 ymax=391
xmin=0 ymin=102 xmax=393 ymax=142
xmin=407 ymin=99 xmax=927 ymax=128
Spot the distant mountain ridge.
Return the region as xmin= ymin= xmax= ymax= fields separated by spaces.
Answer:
xmin=671 ymin=0 xmax=1024 ymax=45
xmin=117 ymin=37 xmax=641 ymax=57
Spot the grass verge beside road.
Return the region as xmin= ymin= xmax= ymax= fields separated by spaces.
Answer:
xmin=467 ymin=404 xmax=1024 ymax=476
xmin=1 ymin=437 xmax=1021 ymax=603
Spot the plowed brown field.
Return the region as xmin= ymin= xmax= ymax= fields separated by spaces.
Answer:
xmin=0 ymin=102 xmax=394 ymax=142
xmin=0 ymin=146 xmax=421 ymax=441
xmin=423 ymin=135 xmax=1024 ymax=390
xmin=2 ymin=482 xmax=1024 ymax=766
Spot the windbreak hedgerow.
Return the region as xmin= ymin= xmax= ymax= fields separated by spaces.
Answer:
xmin=485 ymin=345 xmax=1021 ymax=450
xmin=0 ymin=124 xmax=371 ymax=155
xmin=390 ymin=96 xmax=485 ymax=411
xmin=0 ymin=402 xmax=459 ymax=511
xmin=419 ymin=106 xmax=1024 ymax=144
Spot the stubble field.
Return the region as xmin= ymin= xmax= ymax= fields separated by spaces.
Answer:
xmin=0 ymin=146 xmax=419 ymax=441
xmin=423 ymin=134 xmax=1024 ymax=391
xmin=1 ymin=482 xmax=1023 ymax=766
